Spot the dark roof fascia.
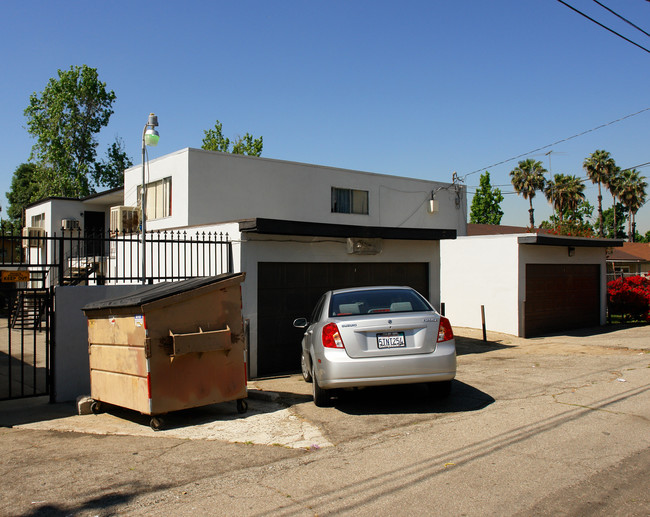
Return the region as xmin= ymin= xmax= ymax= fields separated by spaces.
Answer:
xmin=517 ymin=234 xmax=624 ymax=248
xmin=239 ymin=218 xmax=456 ymax=241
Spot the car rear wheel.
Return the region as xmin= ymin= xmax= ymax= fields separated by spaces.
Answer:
xmin=301 ymin=351 xmax=312 ymax=383
xmin=312 ymin=365 xmax=330 ymax=407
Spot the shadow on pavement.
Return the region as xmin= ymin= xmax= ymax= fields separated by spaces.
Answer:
xmin=531 ymin=322 xmax=648 ymax=339
xmin=0 ymin=397 xmax=76 ymax=428
xmin=455 ymin=334 xmax=515 ymax=356
xmin=330 ymin=380 xmax=494 ymax=416
xmin=21 ymin=481 xmax=174 ymax=517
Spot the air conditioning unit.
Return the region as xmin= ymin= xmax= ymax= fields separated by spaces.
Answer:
xmin=110 ymin=206 xmax=140 ymax=234
xmin=61 ymin=218 xmax=80 ymax=230
xmin=22 ymin=227 xmax=46 ymax=248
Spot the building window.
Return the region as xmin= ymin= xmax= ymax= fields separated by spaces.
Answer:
xmin=138 ymin=177 xmax=172 ymax=221
xmin=31 ymin=213 xmax=45 ymax=228
xmin=331 ymin=187 xmax=368 ymax=215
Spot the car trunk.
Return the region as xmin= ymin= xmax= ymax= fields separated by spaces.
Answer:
xmin=335 ymin=312 xmax=439 ymax=359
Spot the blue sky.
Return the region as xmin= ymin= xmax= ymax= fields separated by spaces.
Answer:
xmin=1 ymin=0 xmax=649 ymax=233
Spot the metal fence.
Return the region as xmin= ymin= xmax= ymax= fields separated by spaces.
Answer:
xmin=0 ymin=230 xmax=233 ymax=286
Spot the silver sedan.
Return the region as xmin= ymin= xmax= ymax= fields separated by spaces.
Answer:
xmin=293 ymin=286 xmax=456 ymax=406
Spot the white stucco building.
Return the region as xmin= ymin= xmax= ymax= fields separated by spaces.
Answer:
xmin=26 ymin=148 xmax=466 ymax=377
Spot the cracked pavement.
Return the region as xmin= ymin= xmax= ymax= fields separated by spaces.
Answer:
xmin=1 ymin=324 xmax=648 ymax=516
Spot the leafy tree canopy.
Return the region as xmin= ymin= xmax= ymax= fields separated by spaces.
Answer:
xmin=469 ymin=171 xmax=504 ymax=225
xmin=92 ymin=137 xmax=133 ymax=189
xmin=23 ymin=65 xmax=131 ymax=198
xmin=5 ymin=163 xmax=41 ymax=225
xmin=201 ymin=120 xmax=263 ymax=156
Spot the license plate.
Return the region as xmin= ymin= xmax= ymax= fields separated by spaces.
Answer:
xmin=377 ymin=332 xmax=406 ymax=348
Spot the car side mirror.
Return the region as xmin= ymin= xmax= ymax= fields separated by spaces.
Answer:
xmin=293 ymin=317 xmax=309 ymax=329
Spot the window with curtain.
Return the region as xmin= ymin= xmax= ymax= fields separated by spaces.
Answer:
xmin=331 ymin=187 xmax=368 ymax=214
xmin=30 ymin=213 xmax=45 ymax=228
xmin=137 ymin=177 xmax=172 ymax=221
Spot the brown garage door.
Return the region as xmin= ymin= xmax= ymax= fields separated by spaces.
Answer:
xmin=524 ymin=264 xmax=600 ymax=338
xmin=257 ymin=262 xmax=429 ymax=376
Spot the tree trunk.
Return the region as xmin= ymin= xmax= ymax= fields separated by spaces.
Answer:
xmin=597 ymin=183 xmax=603 ymax=237
xmin=528 ymin=201 xmax=535 ymax=228
xmin=628 ymin=213 xmax=633 ymax=242
xmin=612 ymin=195 xmax=617 ymax=238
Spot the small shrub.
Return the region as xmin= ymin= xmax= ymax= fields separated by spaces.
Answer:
xmin=607 ymin=275 xmax=650 ymax=323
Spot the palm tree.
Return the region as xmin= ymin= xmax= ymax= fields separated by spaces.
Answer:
xmin=510 ymin=159 xmax=547 ymax=228
xmin=605 ymin=166 xmax=623 ymax=238
xmin=618 ymin=169 xmax=648 ymax=242
xmin=583 ymin=150 xmax=617 ymax=237
xmin=544 ymin=174 xmax=585 ymax=223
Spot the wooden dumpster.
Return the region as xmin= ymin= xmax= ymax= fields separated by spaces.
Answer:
xmin=83 ymin=273 xmax=247 ymax=430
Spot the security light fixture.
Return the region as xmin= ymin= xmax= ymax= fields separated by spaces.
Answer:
xmin=141 ymin=113 xmax=160 ymax=284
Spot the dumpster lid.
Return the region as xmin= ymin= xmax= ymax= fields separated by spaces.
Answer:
xmin=82 ymin=273 xmax=244 ymax=310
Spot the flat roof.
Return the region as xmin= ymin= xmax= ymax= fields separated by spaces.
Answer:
xmin=517 ymin=234 xmax=624 ymax=248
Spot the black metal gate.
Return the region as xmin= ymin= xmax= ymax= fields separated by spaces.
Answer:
xmin=0 ymin=229 xmax=232 ymax=401
xmin=0 ymin=282 xmax=52 ymax=401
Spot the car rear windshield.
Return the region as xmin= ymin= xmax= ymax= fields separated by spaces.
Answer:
xmin=329 ymin=288 xmax=432 ymax=317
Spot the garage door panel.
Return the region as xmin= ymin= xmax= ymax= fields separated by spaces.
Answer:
xmin=525 ymin=264 xmax=600 ymax=338
xmin=257 ymin=262 xmax=429 ymax=376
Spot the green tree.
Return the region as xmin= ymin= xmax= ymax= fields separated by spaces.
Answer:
xmin=544 ymin=173 xmax=586 ymax=223
xmin=583 ymin=150 xmax=617 ymax=237
xmin=92 ymin=137 xmax=133 ymax=188
xmin=540 ymin=199 xmax=594 ymax=237
xmin=601 ymin=203 xmax=627 ymax=239
xmin=469 ymin=171 xmax=504 ymax=224
xmin=201 ymin=119 xmax=263 ymax=156
xmin=24 ymin=65 xmax=130 ymax=198
xmin=509 ymin=158 xmax=547 ymax=228
xmin=604 ymin=165 xmax=623 ymax=238
xmin=618 ymin=169 xmax=647 ymax=242
xmin=6 ymin=163 xmax=41 ymax=225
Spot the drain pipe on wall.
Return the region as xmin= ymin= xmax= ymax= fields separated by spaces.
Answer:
xmin=481 ymin=305 xmax=487 ymax=342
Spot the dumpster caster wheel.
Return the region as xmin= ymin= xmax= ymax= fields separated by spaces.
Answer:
xmin=150 ymin=417 xmax=164 ymax=431
xmin=236 ymin=399 xmax=248 ymax=414
xmin=90 ymin=401 xmax=103 ymax=414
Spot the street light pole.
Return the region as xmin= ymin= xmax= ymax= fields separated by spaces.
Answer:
xmin=141 ymin=113 xmax=159 ymax=284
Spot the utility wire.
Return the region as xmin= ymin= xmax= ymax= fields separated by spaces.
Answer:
xmin=591 ymin=0 xmax=650 ymax=39
xmin=556 ymin=0 xmax=650 ymax=54
xmin=460 ymin=107 xmax=650 ymax=181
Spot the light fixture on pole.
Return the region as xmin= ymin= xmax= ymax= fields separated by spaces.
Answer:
xmin=141 ymin=113 xmax=159 ymax=284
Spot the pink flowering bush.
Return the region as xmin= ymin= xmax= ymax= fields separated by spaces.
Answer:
xmin=607 ymin=275 xmax=650 ymax=323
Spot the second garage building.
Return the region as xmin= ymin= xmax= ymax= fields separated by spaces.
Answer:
xmin=440 ymin=228 xmax=623 ymax=338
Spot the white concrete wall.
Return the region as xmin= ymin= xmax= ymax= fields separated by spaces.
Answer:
xmin=53 ymin=285 xmax=142 ymax=402
xmin=123 ymin=148 xmax=190 ymax=230
xmin=518 ymin=242 xmax=608 ymax=327
xmin=240 ymin=235 xmax=439 ymax=377
xmin=440 ymin=235 xmax=520 ymax=334
xmin=124 ymin=148 xmax=466 ymax=234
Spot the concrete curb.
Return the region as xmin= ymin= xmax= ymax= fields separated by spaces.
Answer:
xmin=246 ymin=388 xmax=281 ymax=403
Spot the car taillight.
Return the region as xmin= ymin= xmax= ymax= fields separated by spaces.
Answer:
xmin=322 ymin=322 xmax=345 ymax=349
xmin=437 ymin=317 xmax=454 ymax=343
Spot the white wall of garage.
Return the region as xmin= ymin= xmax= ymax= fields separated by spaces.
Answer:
xmin=441 ymin=234 xmax=609 ymax=336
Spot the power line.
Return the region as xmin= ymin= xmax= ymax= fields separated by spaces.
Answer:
xmin=556 ymin=0 xmax=650 ymax=54
xmin=460 ymin=107 xmax=650 ymax=181
xmin=591 ymin=0 xmax=650 ymax=39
